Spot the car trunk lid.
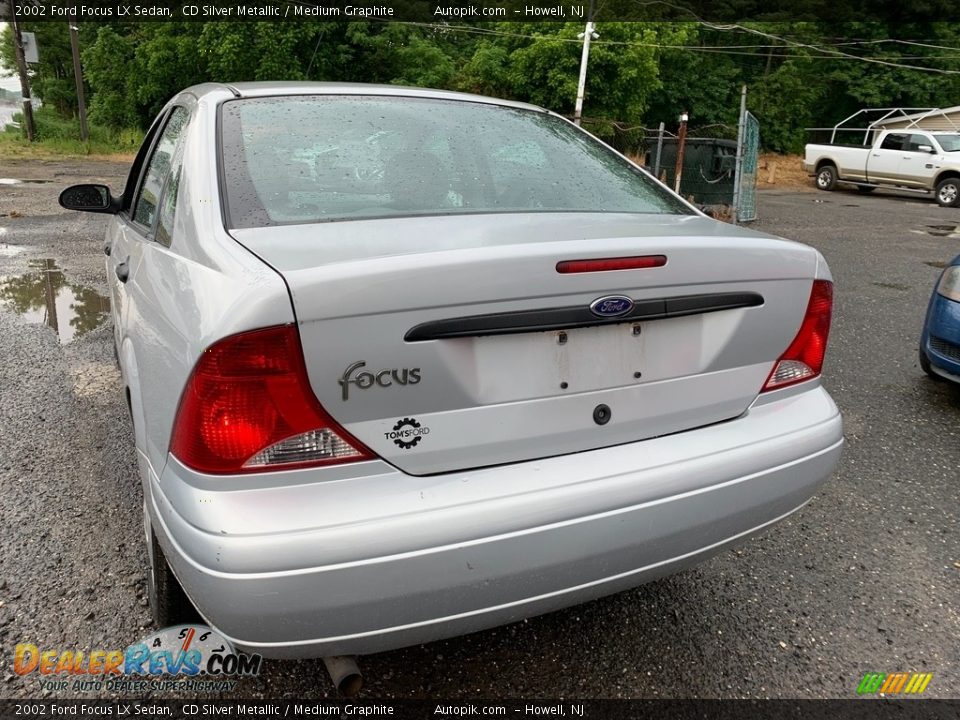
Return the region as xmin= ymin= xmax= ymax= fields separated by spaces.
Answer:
xmin=230 ymin=212 xmax=818 ymax=475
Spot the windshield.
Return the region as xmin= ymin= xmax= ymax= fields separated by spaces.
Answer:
xmin=935 ymin=134 xmax=960 ymax=152
xmin=219 ymin=95 xmax=690 ymax=228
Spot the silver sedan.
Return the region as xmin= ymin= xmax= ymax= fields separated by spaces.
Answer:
xmin=60 ymin=82 xmax=843 ymax=671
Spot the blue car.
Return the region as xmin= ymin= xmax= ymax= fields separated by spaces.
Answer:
xmin=920 ymin=254 xmax=960 ymax=383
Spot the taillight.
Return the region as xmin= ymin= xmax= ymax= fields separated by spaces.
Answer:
xmin=170 ymin=325 xmax=374 ymax=474
xmin=762 ymin=279 xmax=833 ymax=392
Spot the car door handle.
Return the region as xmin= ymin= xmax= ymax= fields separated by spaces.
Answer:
xmin=115 ymin=261 xmax=129 ymax=283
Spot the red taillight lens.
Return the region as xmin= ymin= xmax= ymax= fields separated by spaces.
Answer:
xmin=170 ymin=325 xmax=374 ymax=474
xmin=762 ymin=280 xmax=833 ymax=392
xmin=556 ymin=255 xmax=667 ymax=273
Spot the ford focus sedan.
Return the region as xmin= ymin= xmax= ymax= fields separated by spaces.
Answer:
xmin=60 ymin=82 xmax=843 ymax=663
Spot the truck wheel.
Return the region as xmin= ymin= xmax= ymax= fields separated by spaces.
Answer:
xmin=815 ymin=164 xmax=837 ymax=191
xmin=147 ymin=524 xmax=200 ymax=627
xmin=935 ymin=178 xmax=960 ymax=207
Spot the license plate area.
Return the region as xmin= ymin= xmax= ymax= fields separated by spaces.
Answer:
xmin=470 ymin=321 xmax=648 ymax=404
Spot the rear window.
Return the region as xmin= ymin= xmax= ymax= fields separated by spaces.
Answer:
xmin=880 ymin=133 xmax=907 ymax=151
xmin=219 ymin=95 xmax=690 ymax=228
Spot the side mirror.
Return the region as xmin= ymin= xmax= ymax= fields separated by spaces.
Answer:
xmin=59 ymin=184 xmax=120 ymax=214
xmin=918 ymin=144 xmax=935 ymax=154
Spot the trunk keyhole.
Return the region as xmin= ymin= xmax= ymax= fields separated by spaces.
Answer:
xmin=593 ymin=404 xmax=611 ymax=425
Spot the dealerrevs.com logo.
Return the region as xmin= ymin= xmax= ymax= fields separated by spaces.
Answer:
xmin=14 ymin=625 xmax=262 ymax=693
xmin=856 ymin=672 xmax=934 ymax=696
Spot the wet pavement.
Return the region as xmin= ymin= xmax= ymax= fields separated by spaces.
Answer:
xmin=0 ymin=161 xmax=958 ymax=700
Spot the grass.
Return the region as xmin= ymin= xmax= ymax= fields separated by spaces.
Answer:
xmin=0 ymin=107 xmax=140 ymax=160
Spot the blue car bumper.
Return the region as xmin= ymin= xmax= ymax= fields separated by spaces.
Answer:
xmin=922 ymin=288 xmax=960 ymax=382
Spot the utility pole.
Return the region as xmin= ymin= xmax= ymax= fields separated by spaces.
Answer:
xmin=653 ymin=121 xmax=665 ymax=178
xmin=9 ymin=0 xmax=37 ymax=142
xmin=68 ymin=16 xmax=89 ymax=141
xmin=673 ymin=111 xmax=689 ymax=194
xmin=573 ymin=21 xmax=597 ymax=126
xmin=573 ymin=0 xmax=597 ymax=128
xmin=732 ymin=85 xmax=748 ymax=225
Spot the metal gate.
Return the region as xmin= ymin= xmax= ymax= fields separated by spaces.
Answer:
xmin=734 ymin=109 xmax=760 ymax=223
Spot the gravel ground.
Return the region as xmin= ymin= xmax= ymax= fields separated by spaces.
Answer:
xmin=0 ymin=159 xmax=958 ymax=700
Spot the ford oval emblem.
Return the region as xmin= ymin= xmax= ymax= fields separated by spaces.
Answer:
xmin=590 ymin=295 xmax=634 ymax=318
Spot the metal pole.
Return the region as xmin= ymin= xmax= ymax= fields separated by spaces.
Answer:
xmin=732 ymin=85 xmax=747 ymax=225
xmin=673 ymin=111 xmax=688 ymax=194
xmin=69 ymin=16 xmax=89 ymax=142
xmin=573 ymin=21 xmax=595 ymax=127
xmin=9 ymin=0 xmax=37 ymax=142
xmin=653 ymin=121 xmax=664 ymax=178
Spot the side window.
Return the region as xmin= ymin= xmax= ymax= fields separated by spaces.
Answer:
xmin=132 ymin=107 xmax=189 ymax=230
xmin=880 ymin=133 xmax=907 ymax=151
xmin=155 ymin=147 xmax=184 ymax=248
xmin=905 ymin=134 xmax=932 ymax=152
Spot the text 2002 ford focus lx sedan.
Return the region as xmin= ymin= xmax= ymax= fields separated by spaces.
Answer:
xmin=60 ymin=82 xmax=843 ymax=662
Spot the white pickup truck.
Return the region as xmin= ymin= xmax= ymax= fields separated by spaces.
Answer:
xmin=804 ymin=129 xmax=960 ymax=207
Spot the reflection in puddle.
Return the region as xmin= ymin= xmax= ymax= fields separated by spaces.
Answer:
xmin=0 ymin=259 xmax=110 ymax=344
xmin=924 ymin=224 xmax=960 ymax=237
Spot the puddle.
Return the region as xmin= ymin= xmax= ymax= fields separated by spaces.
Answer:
xmin=0 ymin=259 xmax=110 ymax=344
xmin=925 ymin=260 xmax=949 ymax=269
xmin=0 ymin=178 xmax=53 ymax=185
xmin=921 ymin=224 xmax=960 ymax=238
xmin=872 ymin=281 xmax=910 ymax=291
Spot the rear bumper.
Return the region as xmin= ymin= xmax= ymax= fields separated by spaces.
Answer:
xmin=149 ymin=384 xmax=843 ymax=658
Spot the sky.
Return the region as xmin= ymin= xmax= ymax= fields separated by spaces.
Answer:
xmin=0 ymin=22 xmax=25 ymax=91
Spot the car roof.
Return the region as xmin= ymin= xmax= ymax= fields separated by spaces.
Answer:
xmin=182 ymin=81 xmax=548 ymax=114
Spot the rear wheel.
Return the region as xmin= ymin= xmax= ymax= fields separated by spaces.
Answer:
xmin=919 ymin=347 xmax=941 ymax=380
xmin=147 ymin=521 xmax=199 ymax=627
xmin=815 ymin=164 xmax=838 ymax=191
xmin=935 ymin=177 xmax=960 ymax=208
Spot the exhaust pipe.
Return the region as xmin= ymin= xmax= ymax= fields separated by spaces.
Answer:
xmin=322 ymin=655 xmax=363 ymax=697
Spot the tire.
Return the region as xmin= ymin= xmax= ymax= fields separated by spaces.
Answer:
xmin=935 ymin=177 xmax=960 ymax=208
xmin=919 ymin=347 xmax=941 ymax=381
xmin=147 ymin=523 xmax=200 ymax=627
xmin=815 ymin=164 xmax=838 ymax=191
xmin=856 ymin=185 xmax=876 ymax=194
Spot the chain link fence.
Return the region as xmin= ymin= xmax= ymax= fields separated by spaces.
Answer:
xmin=579 ymin=116 xmax=759 ymax=223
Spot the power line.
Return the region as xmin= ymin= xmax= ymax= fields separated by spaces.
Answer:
xmin=710 ymin=23 xmax=960 ymax=74
xmin=401 ymin=22 xmax=960 ymax=68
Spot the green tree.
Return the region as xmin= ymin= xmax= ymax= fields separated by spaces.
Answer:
xmin=0 ymin=22 xmax=100 ymax=119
